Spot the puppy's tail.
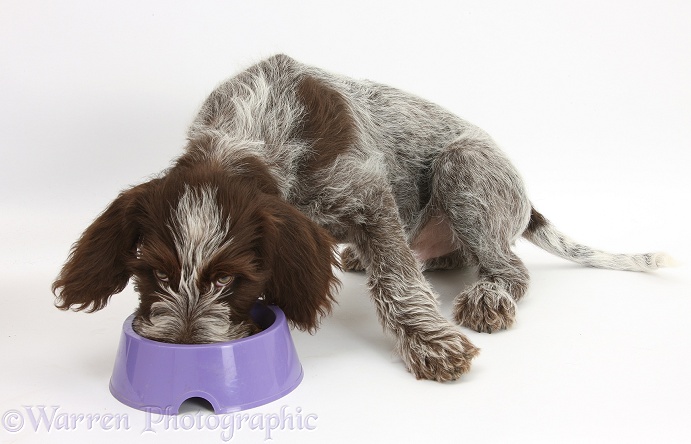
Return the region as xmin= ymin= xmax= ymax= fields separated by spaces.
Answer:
xmin=522 ymin=207 xmax=674 ymax=272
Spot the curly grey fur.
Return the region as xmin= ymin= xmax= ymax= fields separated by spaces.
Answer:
xmin=183 ymin=54 xmax=671 ymax=380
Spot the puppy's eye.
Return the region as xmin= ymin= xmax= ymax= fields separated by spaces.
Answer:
xmin=215 ymin=275 xmax=234 ymax=288
xmin=154 ymin=270 xmax=169 ymax=282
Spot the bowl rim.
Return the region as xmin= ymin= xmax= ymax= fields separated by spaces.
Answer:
xmin=121 ymin=304 xmax=284 ymax=349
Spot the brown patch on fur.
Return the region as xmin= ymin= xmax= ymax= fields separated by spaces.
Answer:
xmin=296 ymin=75 xmax=355 ymax=173
xmin=525 ymin=207 xmax=548 ymax=234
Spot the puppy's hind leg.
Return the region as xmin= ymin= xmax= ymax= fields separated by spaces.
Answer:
xmin=431 ymin=134 xmax=532 ymax=333
xmin=453 ymin=250 xmax=529 ymax=333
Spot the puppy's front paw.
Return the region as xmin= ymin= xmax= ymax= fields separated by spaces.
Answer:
xmin=398 ymin=325 xmax=479 ymax=381
xmin=454 ymin=281 xmax=516 ymax=333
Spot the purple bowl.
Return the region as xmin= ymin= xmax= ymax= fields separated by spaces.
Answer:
xmin=109 ymin=304 xmax=303 ymax=414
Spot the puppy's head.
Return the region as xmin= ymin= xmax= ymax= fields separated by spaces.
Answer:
xmin=52 ymin=160 xmax=339 ymax=343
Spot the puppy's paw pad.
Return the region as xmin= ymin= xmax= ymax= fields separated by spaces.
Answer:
xmin=454 ymin=282 xmax=516 ymax=333
xmin=399 ymin=326 xmax=479 ymax=382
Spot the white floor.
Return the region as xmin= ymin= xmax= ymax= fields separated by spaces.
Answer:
xmin=2 ymin=1 xmax=690 ymax=443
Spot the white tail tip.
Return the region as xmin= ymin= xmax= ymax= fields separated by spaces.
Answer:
xmin=654 ymin=253 xmax=678 ymax=269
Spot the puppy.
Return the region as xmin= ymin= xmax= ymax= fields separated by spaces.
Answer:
xmin=53 ymin=54 xmax=671 ymax=381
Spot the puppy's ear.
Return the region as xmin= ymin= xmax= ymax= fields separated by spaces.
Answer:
xmin=260 ymin=195 xmax=340 ymax=332
xmin=52 ymin=182 xmax=152 ymax=312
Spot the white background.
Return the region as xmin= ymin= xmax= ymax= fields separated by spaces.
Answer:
xmin=1 ymin=1 xmax=690 ymax=443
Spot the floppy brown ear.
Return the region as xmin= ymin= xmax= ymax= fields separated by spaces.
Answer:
xmin=260 ymin=195 xmax=340 ymax=332
xmin=52 ymin=182 xmax=151 ymax=312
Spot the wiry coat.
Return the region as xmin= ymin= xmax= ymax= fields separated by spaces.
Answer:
xmin=53 ymin=55 xmax=671 ymax=381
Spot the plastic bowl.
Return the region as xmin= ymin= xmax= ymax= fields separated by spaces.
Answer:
xmin=109 ymin=304 xmax=303 ymax=414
